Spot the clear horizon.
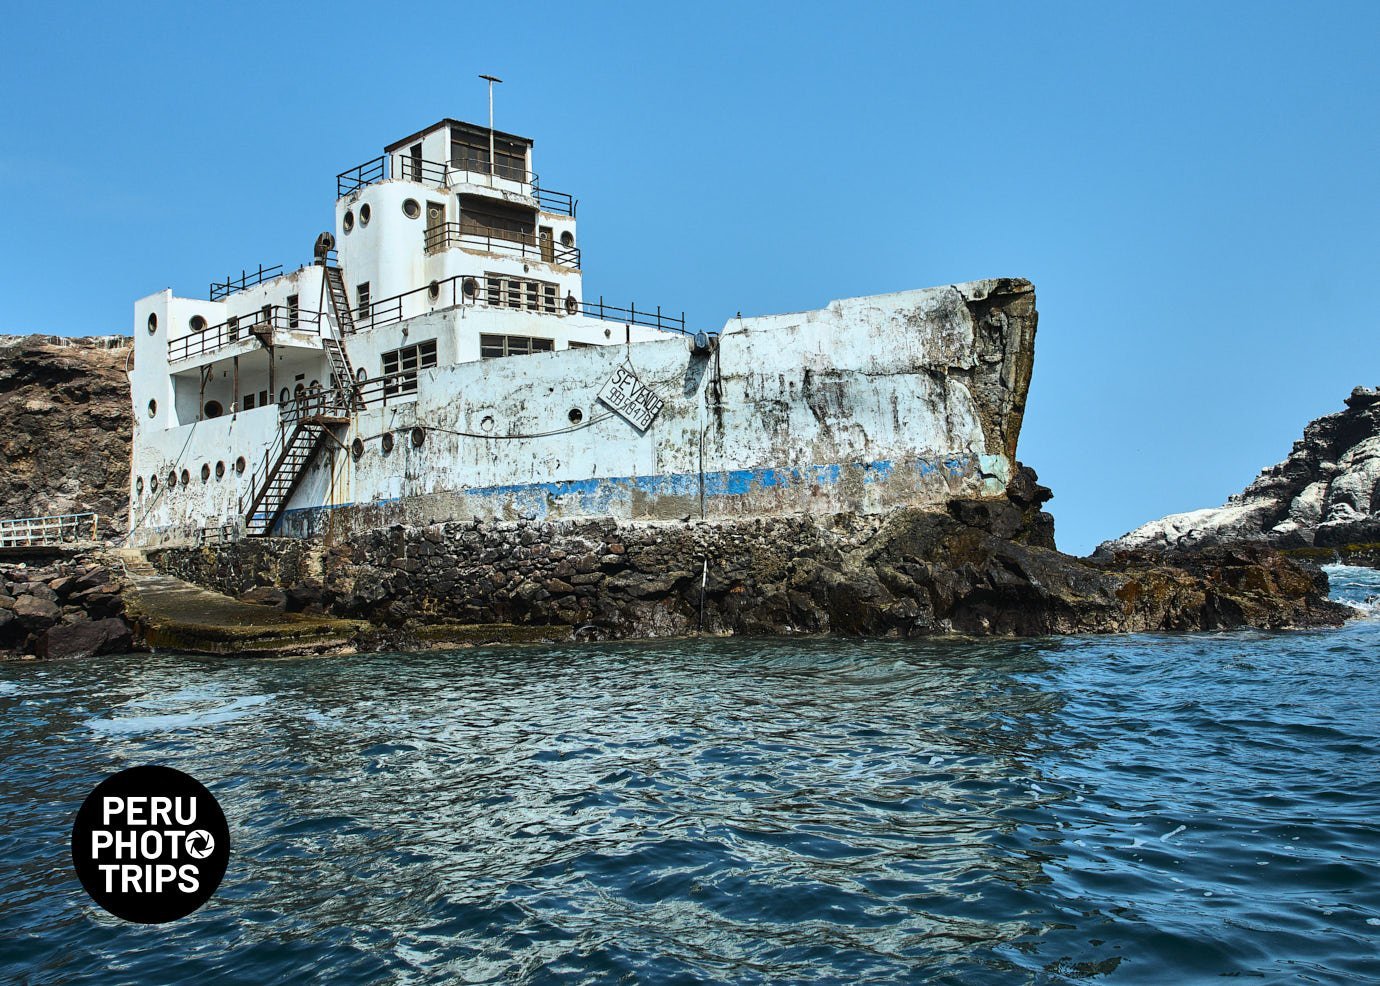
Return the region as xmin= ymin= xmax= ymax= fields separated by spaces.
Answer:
xmin=2 ymin=0 xmax=1375 ymax=554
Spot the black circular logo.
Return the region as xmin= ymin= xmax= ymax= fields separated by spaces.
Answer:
xmin=71 ymin=765 xmax=230 ymax=923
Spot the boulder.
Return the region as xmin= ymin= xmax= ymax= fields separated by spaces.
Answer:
xmin=13 ymin=593 xmax=61 ymax=626
xmin=37 ymin=618 xmax=133 ymax=660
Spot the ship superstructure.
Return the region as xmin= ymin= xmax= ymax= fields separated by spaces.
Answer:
xmin=129 ymin=118 xmax=681 ymax=543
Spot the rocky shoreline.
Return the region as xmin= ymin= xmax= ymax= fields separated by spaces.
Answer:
xmin=0 ymin=468 xmax=1352 ymax=661
xmin=1102 ymin=386 xmax=1380 ymax=566
xmin=144 ymin=467 xmax=1348 ymax=650
xmin=0 ymin=555 xmax=134 ymax=660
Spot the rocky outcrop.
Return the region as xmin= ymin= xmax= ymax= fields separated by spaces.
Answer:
xmin=1099 ymin=387 xmax=1380 ymax=561
xmin=149 ymin=467 xmax=1347 ymax=643
xmin=0 ymin=336 xmax=133 ymax=538
xmin=0 ymin=556 xmax=134 ymax=660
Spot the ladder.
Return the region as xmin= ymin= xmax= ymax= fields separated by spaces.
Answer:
xmin=241 ymin=407 xmax=349 ymax=537
xmin=321 ymin=265 xmax=364 ymax=408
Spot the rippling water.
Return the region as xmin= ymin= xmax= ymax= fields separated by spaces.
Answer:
xmin=3 ymin=567 xmax=1379 ymax=984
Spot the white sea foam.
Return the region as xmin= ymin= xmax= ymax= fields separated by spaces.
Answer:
xmin=86 ymin=694 xmax=271 ymax=735
xmin=1323 ymin=564 xmax=1380 ymax=616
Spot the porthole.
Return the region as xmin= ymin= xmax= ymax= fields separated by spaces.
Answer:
xmin=402 ymin=198 xmax=421 ymax=219
xmin=180 ymin=468 xmax=190 ymax=487
xmin=147 ymin=399 xmax=157 ymax=418
xmin=167 ymin=469 xmax=177 ymax=489
xmin=150 ymin=475 xmax=159 ymax=493
xmin=381 ymin=432 xmax=394 ymax=454
xmin=235 ymin=456 xmax=246 ymax=475
xmin=359 ymin=203 xmax=371 ymax=226
xmin=567 ymin=408 xmax=583 ymax=425
xmin=428 ymin=280 xmax=440 ymax=301
xmin=355 ymin=367 xmax=367 ymax=383
xmin=201 ymin=463 xmax=211 ymax=483
xmin=203 ymin=400 xmax=223 ymax=419
xmin=565 ymin=293 xmax=578 ymax=315
xmin=410 ymin=426 xmax=426 ymax=448
xmin=294 ymin=383 xmax=305 ymax=400
xmin=189 ymin=315 xmax=207 ymax=333
xmin=462 ymin=277 xmax=478 ymax=298
xmin=343 ymin=209 xmax=355 ymax=233
xmin=135 ymin=476 xmax=144 ymax=495
xmin=279 ymin=387 xmax=290 ymax=404
xmin=560 ymin=231 xmax=574 ymax=248
xmin=308 ymin=379 xmax=321 ymax=393
xmin=146 ymin=313 xmax=158 ymax=334
xmin=480 ymin=415 xmax=495 ymax=433
xmin=351 ymin=437 xmax=365 ymax=461
xmin=215 ymin=460 xmax=225 ymax=479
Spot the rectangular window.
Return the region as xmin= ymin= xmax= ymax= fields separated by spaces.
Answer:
xmin=356 ymin=282 xmax=371 ymax=319
xmin=568 ymin=341 xmax=597 ymax=349
xmin=483 ymin=272 xmax=560 ymax=314
xmin=450 ymin=124 xmax=529 ymax=182
xmin=479 ymin=334 xmax=555 ymax=359
xmin=243 ymin=393 xmax=256 ymax=410
xmin=260 ymin=389 xmax=269 ymax=406
xmin=381 ymin=339 xmax=438 ymax=395
xmin=287 ymin=294 xmax=299 ymax=329
xmin=458 ymin=195 xmax=536 ymax=245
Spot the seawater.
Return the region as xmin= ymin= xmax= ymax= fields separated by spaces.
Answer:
xmin=2 ymin=567 xmax=1378 ymax=984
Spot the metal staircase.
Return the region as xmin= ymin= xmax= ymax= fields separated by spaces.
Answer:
xmin=321 ymin=266 xmax=366 ymax=405
xmin=237 ymin=238 xmax=366 ymax=538
xmin=241 ymin=394 xmax=350 ymax=538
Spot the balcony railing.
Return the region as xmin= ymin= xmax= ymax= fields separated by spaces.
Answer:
xmin=168 ymin=306 xmax=327 ymax=363
xmin=210 ymin=264 xmax=284 ymax=302
xmin=423 ymin=222 xmax=581 ymax=268
xmin=170 ymin=267 xmax=690 ymax=369
xmin=337 ymin=156 xmax=388 ymax=195
xmin=336 ymin=154 xmax=576 ymax=217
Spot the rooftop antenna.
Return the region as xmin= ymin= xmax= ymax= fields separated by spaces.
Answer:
xmin=479 ymin=74 xmax=502 ymax=185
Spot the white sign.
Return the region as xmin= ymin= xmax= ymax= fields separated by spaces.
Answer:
xmin=597 ymin=366 xmax=665 ymax=431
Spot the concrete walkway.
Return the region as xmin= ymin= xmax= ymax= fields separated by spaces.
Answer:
xmin=110 ymin=549 xmax=368 ymax=656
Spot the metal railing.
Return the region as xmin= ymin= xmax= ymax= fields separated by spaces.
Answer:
xmin=338 ymin=155 xmax=389 ymax=195
xmin=336 ymin=153 xmax=576 ymax=216
xmin=168 ymin=306 xmax=327 ymax=363
xmin=575 ymin=297 xmax=688 ymax=335
xmin=210 ymin=264 xmax=284 ymax=302
xmin=173 ymin=270 xmax=687 ymax=370
xmin=423 ymin=222 xmax=581 ymax=268
xmin=534 ymin=187 xmax=576 ymax=217
xmin=351 ymin=273 xmax=474 ymax=333
xmin=196 ymin=523 xmax=238 ymax=545
xmin=0 ymin=512 xmax=99 ymax=548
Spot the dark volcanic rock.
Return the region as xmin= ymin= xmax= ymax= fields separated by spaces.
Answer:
xmin=0 ymin=336 xmax=133 ymax=539
xmin=148 ymin=464 xmax=1346 ymax=643
xmin=37 ymin=618 xmax=133 ymax=661
xmin=1 ymin=556 xmax=134 ymax=659
xmin=1100 ymin=386 xmax=1380 ymax=560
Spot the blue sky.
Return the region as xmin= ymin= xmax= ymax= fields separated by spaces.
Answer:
xmin=1 ymin=1 xmax=1376 ymax=553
